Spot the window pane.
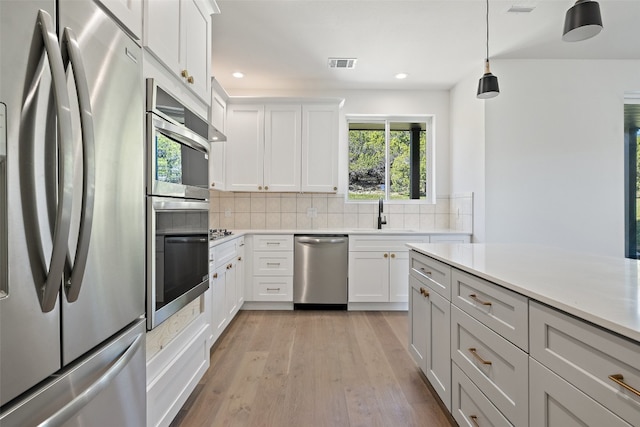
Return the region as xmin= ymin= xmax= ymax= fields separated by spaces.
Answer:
xmin=389 ymin=125 xmax=426 ymax=200
xmin=348 ymin=123 xmax=385 ymax=200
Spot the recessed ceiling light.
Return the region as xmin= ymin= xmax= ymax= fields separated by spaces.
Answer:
xmin=232 ymin=72 xmax=244 ymax=78
xmin=395 ymin=73 xmax=408 ymax=80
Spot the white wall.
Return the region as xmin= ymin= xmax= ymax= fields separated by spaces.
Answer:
xmin=482 ymin=59 xmax=640 ymax=256
xmin=450 ymin=71 xmax=486 ymax=242
xmin=227 ymin=88 xmax=451 ymax=198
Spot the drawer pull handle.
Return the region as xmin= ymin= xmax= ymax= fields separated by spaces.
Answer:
xmin=468 ymin=348 xmax=492 ymax=365
xmin=266 ymin=288 xmax=280 ymax=292
xmin=469 ymin=294 xmax=492 ymax=306
xmin=469 ymin=415 xmax=480 ymax=427
xmin=266 ymin=262 xmax=281 ymax=266
xmin=419 ymin=287 xmax=430 ymax=297
xmin=609 ymin=374 xmax=640 ymax=397
xmin=419 ymin=267 xmax=432 ymax=275
xmin=266 ymin=242 xmax=280 ymax=245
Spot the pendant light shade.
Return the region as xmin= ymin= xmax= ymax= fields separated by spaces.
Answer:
xmin=477 ymin=0 xmax=499 ymax=99
xmin=477 ymin=60 xmax=500 ymax=99
xmin=562 ymin=0 xmax=603 ymax=42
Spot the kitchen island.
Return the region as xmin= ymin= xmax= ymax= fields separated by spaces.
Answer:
xmin=407 ymin=243 xmax=640 ymax=427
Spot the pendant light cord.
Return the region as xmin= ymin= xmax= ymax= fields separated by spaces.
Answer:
xmin=485 ymin=0 xmax=490 ymax=61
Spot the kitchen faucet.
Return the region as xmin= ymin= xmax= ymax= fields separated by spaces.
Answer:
xmin=377 ymin=198 xmax=387 ymax=229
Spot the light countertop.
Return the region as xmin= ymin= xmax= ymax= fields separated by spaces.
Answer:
xmin=407 ymin=243 xmax=640 ymax=343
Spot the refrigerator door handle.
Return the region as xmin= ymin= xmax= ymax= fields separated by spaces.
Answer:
xmin=36 ymin=9 xmax=75 ymax=313
xmin=36 ymin=333 xmax=143 ymax=427
xmin=60 ymin=27 xmax=96 ymax=303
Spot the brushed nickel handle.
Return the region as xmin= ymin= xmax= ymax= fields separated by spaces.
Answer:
xmin=213 ymin=273 xmax=218 ymax=278
xmin=420 ymin=287 xmax=429 ymax=297
xmin=609 ymin=374 xmax=640 ymax=397
xmin=419 ymin=267 xmax=432 ymax=275
xmin=266 ymin=242 xmax=280 ymax=246
xmin=181 ymin=69 xmax=189 ymax=78
xmin=266 ymin=288 xmax=280 ymax=292
xmin=468 ymin=348 xmax=492 ymax=365
xmin=384 ymin=253 xmax=389 ymax=258
xmin=469 ymin=415 xmax=480 ymax=427
xmin=187 ymin=76 xmax=194 ymax=84
xmin=469 ymin=294 xmax=492 ymax=306
xmin=266 ymin=262 xmax=281 ymax=266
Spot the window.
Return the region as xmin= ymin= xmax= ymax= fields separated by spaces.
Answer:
xmin=624 ymin=102 xmax=640 ymax=258
xmin=347 ymin=116 xmax=433 ymax=202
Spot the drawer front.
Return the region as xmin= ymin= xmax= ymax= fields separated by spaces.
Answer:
xmin=451 ymin=306 xmax=528 ymax=427
xmin=253 ymin=252 xmax=293 ymax=276
xmin=530 ymin=358 xmax=632 ymax=427
xmin=409 ymin=252 xmax=451 ymax=300
xmin=348 ymin=235 xmax=427 ymax=251
xmin=451 ymin=363 xmax=513 ymax=427
xmin=452 ymin=270 xmax=528 ymax=351
xmin=253 ymin=234 xmax=293 ymax=251
xmin=253 ymin=277 xmax=292 ymax=301
xmin=215 ymin=240 xmax=237 ymax=267
xmin=530 ymin=301 xmax=640 ymax=425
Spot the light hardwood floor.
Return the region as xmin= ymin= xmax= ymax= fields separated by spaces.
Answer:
xmin=170 ymin=311 xmax=455 ymax=427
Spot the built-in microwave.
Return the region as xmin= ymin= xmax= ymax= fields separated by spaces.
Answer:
xmin=146 ymin=79 xmax=214 ymax=200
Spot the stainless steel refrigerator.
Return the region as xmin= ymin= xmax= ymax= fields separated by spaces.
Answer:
xmin=0 ymin=1 xmax=146 ymax=425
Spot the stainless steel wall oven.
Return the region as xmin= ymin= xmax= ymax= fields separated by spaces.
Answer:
xmin=146 ymin=79 xmax=211 ymax=330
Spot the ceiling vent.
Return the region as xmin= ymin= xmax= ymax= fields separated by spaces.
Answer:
xmin=328 ymin=58 xmax=357 ymax=69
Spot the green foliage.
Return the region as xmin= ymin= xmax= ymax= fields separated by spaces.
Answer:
xmin=156 ymin=134 xmax=182 ymax=183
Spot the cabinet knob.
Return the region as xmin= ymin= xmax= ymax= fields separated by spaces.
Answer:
xmin=181 ymin=69 xmax=189 ymax=78
xmin=390 ymin=253 xmax=395 ymax=258
xmin=384 ymin=253 xmax=388 ymax=258
xmin=333 ymin=186 xmax=337 ymax=191
xmin=211 ymin=182 xmax=215 ymax=187
xmin=419 ymin=287 xmax=429 ymax=297
xmin=187 ymin=76 xmax=194 ymax=84
xmin=238 ymin=256 xmax=242 ymax=261
xmin=213 ymin=273 xmax=218 ymax=279
xmin=258 ymin=186 xmax=263 ymax=190
xmin=264 ymin=186 xmax=269 ymax=190
xmin=469 ymin=415 xmax=480 ymax=427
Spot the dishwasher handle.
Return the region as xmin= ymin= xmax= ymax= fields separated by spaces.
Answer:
xmin=296 ymin=236 xmax=347 ymax=245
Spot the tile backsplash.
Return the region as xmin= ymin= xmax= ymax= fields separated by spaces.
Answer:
xmin=209 ymin=191 xmax=473 ymax=233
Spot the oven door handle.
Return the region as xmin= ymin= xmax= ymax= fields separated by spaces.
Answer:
xmin=151 ymin=114 xmax=209 ymax=154
xmin=165 ymin=236 xmax=208 ymax=244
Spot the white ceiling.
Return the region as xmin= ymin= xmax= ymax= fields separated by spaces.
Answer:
xmin=211 ymin=0 xmax=640 ymax=92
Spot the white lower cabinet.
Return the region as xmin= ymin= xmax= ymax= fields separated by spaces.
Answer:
xmin=529 ymin=358 xmax=631 ymax=427
xmin=249 ymin=235 xmax=293 ymax=302
xmin=409 ymin=249 xmax=640 ymax=427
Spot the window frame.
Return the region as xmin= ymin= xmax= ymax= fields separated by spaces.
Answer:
xmin=345 ymin=114 xmax=435 ymax=204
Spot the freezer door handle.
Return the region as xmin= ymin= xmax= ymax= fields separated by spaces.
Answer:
xmin=36 ymin=10 xmax=75 ymax=313
xmin=61 ymin=27 xmax=96 ymax=303
xmin=36 ymin=333 xmax=143 ymax=427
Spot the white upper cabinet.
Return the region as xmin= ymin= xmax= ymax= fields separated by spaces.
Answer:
xmin=225 ymin=104 xmax=265 ymax=192
xmin=225 ymin=99 xmax=341 ymax=193
xmin=301 ymin=104 xmax=339 ymax=192
xmin=143 ymin=0 xmax=212 ymax=100
xmin=264 ymin=105 xmax=302 ymax=192
xmin=97 ymin=0 xmax=142 ymax=40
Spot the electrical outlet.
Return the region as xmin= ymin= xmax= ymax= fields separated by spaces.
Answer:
xmin=307 ymin=207 xmax=317 ymax=218
xmin=224 ymin=208 xmax=232 ymax=218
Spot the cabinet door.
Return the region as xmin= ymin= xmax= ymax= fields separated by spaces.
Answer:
xmin=389 ymin=251 xmax=409 ymax=302
xmin=409 ymin=276 xmax=428 ymax=373
xmin=348 ymin=251 xmax=389 ymax=302
xmin=426 ymin=289 xmax=451 ymax=410
xmin=530 ymin=358 xmax=631 ymax=427
xmin=225 ymin=261 xmax=237 ymax=317
xmin=98 ymin=0 xmax=142 ymax=39
xmin=210 ymin=265 xmax=227 ymax=344
xmin=209 ymin=141 xmax=225 ymax=190
xmin=144 ymin=0 xmax=181 ymax=75
xmin=211 ymin=89 xmax=226 ymax=133
xmin=226 ymin=105 xmax=265 ymax=191
xmin=301 ymin=104 xmax=338 ymax=192
xmin=264 ymin=105 xmax=301 ymax=192
xmin=182 ymin=0 xmax=209 ymax=96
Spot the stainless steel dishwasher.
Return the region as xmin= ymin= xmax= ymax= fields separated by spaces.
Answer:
xmin=294 ymin=235 xmax=348 ymax=309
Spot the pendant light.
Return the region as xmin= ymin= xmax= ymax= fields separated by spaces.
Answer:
xmin=562 ymin=1 xmax=603 ymax=42
xmin=477 ymin=0 xmax=499 ymax=99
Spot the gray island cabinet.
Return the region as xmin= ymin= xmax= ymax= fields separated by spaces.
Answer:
xmin=407 ymin=243 xmax=640 ymax=427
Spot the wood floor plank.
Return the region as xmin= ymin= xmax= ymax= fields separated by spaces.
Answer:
xmin=172 ymin=310 xmax=455 ymax=427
